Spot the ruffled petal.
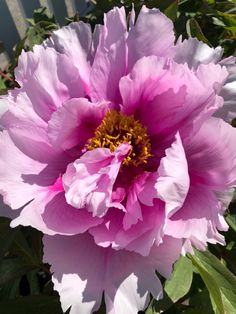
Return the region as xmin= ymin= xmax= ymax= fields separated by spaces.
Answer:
xmin=174 ymin=37 xmax=223 ymax=69
xmin=165 ymin=185 xmax=227 ymax=249
xmin=156 ymin=133 xmax=190 ymax=217
xmin=15 ymin=45 xmax=84 ymax=122
xmin=185 ymin=117 xmax=236 ymax=189
xmin=11 ymin=178 xmax=102 ymax=235
xmin=216 ymin=57 xmax=236 ymax=122
xmin=91 ymin=199 xmax=165 ymax=256
xmin=127 ymin=6 xmax=175 ymax=69
xmin=0 ymin=131 xmax=49 ymax=209
xmin=90 ymin=7 xmax=127 ymax=103
xmin=44 ymin=233 xmax=178 ymax=314
xmin=120 ymin=56 xmax=228 ymax=142
xmin=44 ymin=22 xmax=93 ymax=94
xmin=48 ymin=98 xmax=109 ymax=151
xmin=63 ymin=144 xmax=131 ymax=217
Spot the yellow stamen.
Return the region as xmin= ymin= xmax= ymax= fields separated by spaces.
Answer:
xmin=87 ymin=110 xmax=152 ymax=167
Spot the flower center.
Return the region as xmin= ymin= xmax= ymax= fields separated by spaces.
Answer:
xmin=87 ymin=110 xmax=152 ymax=167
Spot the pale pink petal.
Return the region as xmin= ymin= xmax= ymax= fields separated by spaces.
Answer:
xmin=43 ymin=233 xmax=104 ymax=314
xmin=156 ymin=133 xmax=190 ymax=217
xmin=0 ymin=131 xmax=49 ymax=209
xmin=216 ymin=57 xmax=236 ymax=122
xmin=44 ymin=22 xmax=92 ymax=94
xmin=127 ymin=6 xmax=175 ymax=69
xmin=149 ymin=236 xmax=182 ymax=278
xmin=90 ymin=7 xmax=127 ymax=103
xmin=97 ymin=199 xmax=164 ymax=256
xmin=15 ymin=46 xmax=84 ymax=122
xmin=43 ymin=233 xmax=177 ymax=314
xmin=120 ymin=57 xmax=227 ymax=143
xmin=165 ymin=185 xmax=227 ymax=248
xmin=63 ymin=144 xmax=131 ymax=217
xmin=11 ymin=179 xmax=101 ymax=235
xmin=185 ymin=117 xmax=236 ymax=189
xmin=174 ymin=37 xmax=223 ymax=69
xmin=48 ymin=98 xmax=109 ymax=151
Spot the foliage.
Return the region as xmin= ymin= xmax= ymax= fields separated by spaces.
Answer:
xmin=0 ymin=1 xmax=236 ymax=313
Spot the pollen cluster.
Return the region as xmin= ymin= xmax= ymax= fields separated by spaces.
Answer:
xmin=87 ymin=110 xmax=152 ymax=167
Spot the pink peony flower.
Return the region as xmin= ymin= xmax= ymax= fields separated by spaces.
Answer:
xmin=1 ymin=5 xmax=236 ymax=314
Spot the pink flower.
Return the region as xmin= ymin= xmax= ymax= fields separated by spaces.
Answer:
xmin=1 ymin=5 xmax=236 ymax=314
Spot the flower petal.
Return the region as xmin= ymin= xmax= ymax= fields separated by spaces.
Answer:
xmin=174 ymin=37 xmax=223 ymax=69
xmin=15 ymin=46 xmax=84 ymax=122
xmin=156 ymin=133 xmax=190 ymax=217
xmin=48 ymin=98 xmax=109 ymax=151
xmin=90 ymin=7 xmax=127 ymax=103
xmin=63 ymin=144 xmax=131 ymax=217
xmin=44 ymin=22 xmax=93 ymax=94
xmin=185 ymin=117 xmax=236 ymax=189
xmin=43 ymin=233 xmax=176 ymax=314
xmin=11 ymin=179 xmax=101 ymax=235
xmin=127 ymin=6 xmax=175 ymax=69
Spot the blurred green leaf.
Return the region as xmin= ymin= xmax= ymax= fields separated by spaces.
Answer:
xmin=164 ymin=1 xmax=179 ymax=21
xmin=189 ymin=288 xmax=214 ymax=314
xmin=186 ymin=17 xmax=211 ymax=45
xmin=225 ymin=213 xmax=236 ymax=232
xmin=0 ymin=258 xmax=37 ymax=285
xmin=0 ymin=218 xmax=20 ymax=261
xmin=0 ymin=77 xmax=6 ymax=91
xmin=0 ymin=295 xmax=63 ymax=314
xmin=165 ymin=256 xmax=193 ymax=303
xmin=0 ymin=278 xmax=20 ymax=301
xmin=190 ymin=249 xmax=236 ymax=314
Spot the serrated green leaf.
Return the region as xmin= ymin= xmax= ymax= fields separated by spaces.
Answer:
xmin=190 ymin=249 xmax=236 ymax=314
xmin=165 ymin=256 xmax=193 ymax=303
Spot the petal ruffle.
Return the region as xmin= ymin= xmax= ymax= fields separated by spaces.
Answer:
xmin=90 ymin=7 xmax=127 ymax=103
xmin=44 ymin=22 xmax=93 ymax=94
xmin=48 ymin=98 xmax=109 ymax=151
xmin=43 ymin=233 xmax=181 ymax=314
xmin=156 ymin=133 xmax=190 ymax=218
xmin=185 ymin=117 xmax=236 ymax=189
xmin=63 ymin=144 xmax=131 ymax=217
xmin=11 ymin=177 xmax=101 ymax=235
xmin=127 ymin=6 xmax=175 ymax=69
xmin=15 ymin=45 xmax=84 ymax=122
xmin=174 ymin=37 xmax=223 ymax=69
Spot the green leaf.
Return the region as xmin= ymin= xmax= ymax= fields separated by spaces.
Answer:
xmin=0 ymin=295 xmax=63 ymax=314
xmin=147 ymin=291 xmax=174 ymax=313
xmin=186 ymin=18 xmax=211 ymax=45
xmin=189 ymin=249 xmax=236 ymax=314
xmin=33 ymin=7 xmax=56 ymax=24
xmin=0 ymin=258 xmax=37 ymax=285
xmin=0 ymin=218 xmax=20 ymax=261
xmin=225 ymin=213 xmax=236 ymax=233
xmin=217 ymin=11 xmax=236 ymax=27
xmin=165 ymin=256 xmax=193 ymax=303
xmin=164 ymin=1 xmax=179 ymax=21
xmin=0 ymin=278 xmax=20 ymax=300
xmin=0 ymin=77 xmax=6 ymax=90
xmin=189 ymin=288 xmax=214 ymax=314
